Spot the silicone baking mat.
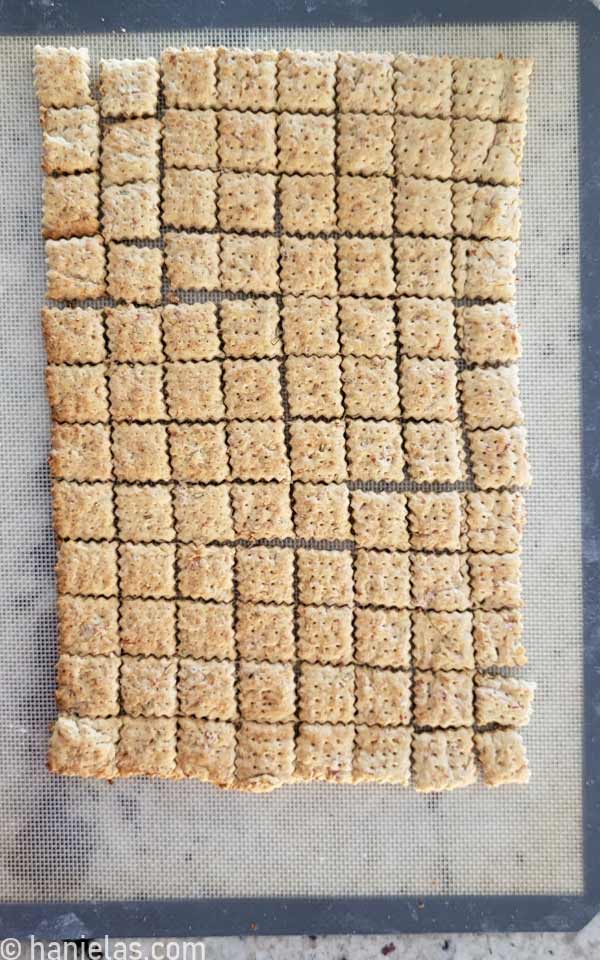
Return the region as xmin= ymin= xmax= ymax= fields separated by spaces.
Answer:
xmin=0 ymin=2 xmax=598 ymax=937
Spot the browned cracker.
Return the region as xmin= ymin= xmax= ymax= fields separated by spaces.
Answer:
xmin=403 ymin=421 xmax=464 ymax=484
xmin=178 ymin=719 xmax=235 ymax=783
xmin=338 ymin=297 xmax=396 ymax=359
xmin=57 ymin=595 xmax=119 ymax=656
xmin=41 ymin=105 xmax=99 ymax=175
xmin=298 ymin=663 xmax=354 ymax=724
xmin=177 ymin=600 xmax=235 ymax=660
xmin=286 ymin=356 xmax=343 ymax=419
xmin=34 ymin=46 xmax=91 ymax=108
xmin=356 ymin=666 xmax=411 ymax=727
xmin=460 ymin=366 xmax=523 ymax=431
xmin=109 ymin=363 xmax=166 ymax=422
xmin=173 ymin=484 xmax=234 ymax=544
xmin=452 ymin=119 xmax=526 ymax=187
xmin=56 ymin=540 xmax=118 ymax=598
xmin=413 ymin=670 xmax=474 ymax=728
xmin=277 ymin=113 xmax=335 ymax=175
xmin=280 ymin=237 xmax=337 ymax=297
xmin=289 ymin=419 xmax=347 ymax=483
xmin=162 ymin=169 xmax=217 ymax=231
xmin=468 ymin=426 xmax=531 ymax=490
xmin=337 ymin=237 xmax=395 ymax=298
xmin=397 ymin=297 xmax=457 ymax=360
xmin=217 ymin=172 xmax=276 ymax=233
xmin=227 ymin=420 xmax=289 ymax=481
xmin=164 ymin=232 xmax=219 ymax=292
xmin=354 ymin=725 xmax=412 ymax=785
xmin=354 ymin=548 xmax=411 ymax=609
xmin=297 ymin=605 xmax=353 ymax=666
xmin=395 ymin=237 xmax=453 ymax=299
xmin=178 ymin=659 xmax=236 ymax=721
xmin=119 ymin=543 xmax=176 ymax=599
xmin=238 ymin=661 xmax=295 ymax=723
xmin=475 ymin=729 xmax=530 ymax=787
xmin=49 ymin=716 xmax=120 ymax=778
xmin=107 ymin=242 xmax=162 ymax=305
xmin=411 ymin=552 xmax=471 ymax=612
xmin=99 ymin=58 xmax=159 ymax=118
xmin=277 ymin=50 xmax=337 ymax=113
xmin=50 ymin=423 xmax=112 ymax=483
xmin=219 ymin=298 xmax=280 ymax=359
xmin=120 ymin=598 xmax=177 ymax=657
xmin=221 ymin=235 xmax=279 ymax=295
xmin=337 ymin=113 xmax=394 ymax=176
xmin=394 ymin=176 xmax=453 ymax=238
xmin=101 ymin=118 xmax=161 ymax=185
xmin=115 ymin=484 xmax=174 ymax=542
xmin=394 ymin=116 xmax=452 ymax=180
xmin=469 ymin=551 xmax=522 ymax=610
xmin=342 ymin=356 xmax=400 ymax=420
xmin=231 ymin=482 xmax=294 ymax=540
xmin=236 ymin=721 xmax=295 ymax=791
xmin=351 ymin=490 xmax=409 ymax=550
xmin=412 ymin=728 xmax=476 ymax=792
xmin=474 ymin=674 xmax=535 ymax=727
xmin=453 ymin=58 xmax=533 ymax=123
xmin=453 ymin=182 xmax=521 ymax=241
xmin=473 ymin=609 xmax=526 ymax=669
xmin=394 ymin=54 xmax=452 ymax=118
xmin=279 ymin=174 xmax=336 ymax=235
xmin=162 ymin=109 xmax=218 ymax=170
xmin=296 ymin=548 xmax=353 ymax=607
xmin=43 ymin=173 xmax=99 ymax=240
xmin=218 ymin=110 xmax=277 ymax=173
xmin=236 ymin=603 xmax=295 ymax=663
xmin=293 ymin=482 xmax=351 ymax=541
xmin=400 ymin=357 xmax=458 ymax=421
xmin=177 ymin=544 xmax=235 ymax=602
xmin=281 ymin=296 xmax=339 ymax=356
xmin=46 ymin=236 xmax=105 ymax=301
xmin=345 ymin=419 xmax=404 ymax=482
xmin=466 ymin=491 xmax=526 ymax=553
xmin=160 ymin=47 xmax=218 ymax=109
xmin=56 ymin=653 xmax=119 ymax=718
xmin=105 ymin=305 xmax=163 ymax=364
xmin=52 ymin=480 xmax=115 ymax=541
xmin=337 ymin=175 xmax=394 ymax=237
xmin=337 ymin=52 xmax=394 ymax=113
xmin=408 ymin=492 xmax=463 ymax=552
xmin=121 ymin=656 xmax=177 ymax=718
xmin=354 ymin=608 xmax=411 ymax=670
xmin=168 ymin=423 xmax=229 ymax=483
xmin=295 ymin=723 xmax=354 ymax=784
xmin=223 ymin=358 xmax=283 ymax=420
xmin=236 ymin=546 xmax=294 ymax=605
xmin=162 ymin=303 xmax=221 ymax=361
xmin=412 ymin=611 xmax=474 ymax=671
xmin=456 ymin=303 xmax=521 ymax=366
xmin=117 ymin=717 xmax=176 ymax=777
xmin=453 ymin=238 xmax=518 ymax=302
xmin=46 ymin=364 xmax=109 ymax=424
xmin=217 ymin=48 xmax=277 ymax=112
xmin=111 ymin=423 xmax=170 ymax=483
xmin=42 ymin=307 xmax=105 ymax=364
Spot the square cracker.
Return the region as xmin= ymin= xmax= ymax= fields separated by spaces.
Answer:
xmin=413 ymin=670 xmax=474 ymax=728
xmin=52 ymin=480 xmax=115 ymax=541
xmin=165 ymin=359 xmax=225 ymax=421
xmin=277 ymin=113 xmax=335 ymax=175
xmin=412 ymin=611 xmax=474 ymax=671
xmin=395 ymin=237 xmax=453 ymax=299
xmin=279 ymin=174 xmax=336 ymax=235
xmin=293 ymin=482 xmax=351 ymax=541
xmin=453 ymin=58 xmax=533 ymax=123
xmin=49 ymin=423 xmax=112 ymax=482
xmin=107 ymin=243 xmax=162 ymax=305
xmin=164 ymin=232 xmax=219 ymax=292
xmin=337 ymin=52 xmax=394 ymax=113
xmin=354 ymin=608 xmax=411 ymax=670
xmin=120 ymin=598 xmax=177 ymax=657
xmin=289 ymin=420 xmax=347 ymax=483
xmin=456 ymin=303 xmax=521 ymax=365
xmin=297 ymin=605 xmax=353 ymax=666
xmin=177 ymin=544 xmax=234 ymax=602
xmin=298 ymin=663 xmax=355 ymax=724
xmin=42 ymin=307 xmax=105 ymax=364
xmin=162 ymin=109 xmax=218 ymax=170
xmin=223 ymin=358 xmax=283 ymax=420
xmin=99 ymin=58 xmax=159 ymax=118
xmin=337 ymin=113 xmax=394 ymax=176
xmin=277 ymin=50 xmax=336 ymax=113
xmin=351 ymin=490 xmax=409 ymax=550
xmin=34 ymin=46 xmax=91 ymax=108
xmin=120 ymin=656 xmax=177 ymax=718
xmin=473 ymin=609 xmax=526 ymax=668
xmin=411 ymin=552 xmax=471 ymax=612
xmin=111 ymin=423 xmax=170 ymax=483
xmin=236 ymin=546 xmax=294 ymax=605
xmin=236 ymin=721 xmax=295 ymax=792
xmin=354 ymin=725 xmax=412 ymax=785
xmin=48 ymin=716 xmax=119 ymax=778
xmin=336 ymin=175 xmax=394 ymax=237
xmin=221 ymin=235 xmax=279 ymax=296
xmin=162 ymin=169 xmax=217 ymax=231
xmin=346 ymin=419 xmax=404 ymax=482
xmin=296 ymin=549 xmax=353 ymax=607
xmin=408 ymin=491 xmax=463 ymax=552
xmin=397 ymin=297 xmax=457 ymax=360
xmin=238 ymin=661 xmax=295 ymax=723
xmin=468 ymin=427 xmax=531 ymax=490
xmin=341 ymin=356 xmax=400 ymax=419
xmin=236 ymin=603 xmax=295 ymax=663
xmin=394 ymin=54 xmax=452 ymax=118
xmin=43 ymin=172 xmax=99 ymax=240
xmin=466 ymin=490 xmax=526 ymax=553
xmin=295 ymin=723 xmax=354 ymax=783
xmin=173 ymin=484 xmax=234 ymax=544
xmin=118 ymin=543 xmax=176 ymax=599
xmin=475 ymin=729 xmax=530 ymax=787
xmin=394 ymin=116 xmax=452 ymax=180
xmin=177 ymin=719 xmax=235 ymax=783
xmin=57 ymin=595 xmax=119 ymax=656
xmin=109 ymin=363 xmax=166 ymax=422
xmin=105 ymin=306 xmax=163 ymax=364
xmin=356 ymin=666 xmax=411 ymax=727
xmin=403 ymin=421 xmax=464 ymax=484
xmin=160 ymin=47 xmax=218 ymax=109
xmin=337 ymin=237 xmax=395 ymax=298
xmin=218 ymin=110 xmax=277 ymax=173
xmin=354 ymin=549 xmax=411 ymax=609
xmin=56 ymin=654 xmax=119 ymax=718
xmin=101 ymin=118 xmax=161 ymax=185
xmin=228 ymin=420 xmax=289 ymax=481
xmin=117 ymin=718 xmax=176 ymax=778
xmin=41 ymin=105 xmax=99 ymax=175
xmin=162 ymin=303 xmax=221 ymax=361
xmin=46 ymin=237 xmax=105 ymax=301
xmin=217 ymin=48 xmax=277 ymax=112
xmin=168 ymin=423 xmax=229 ymax=483
xmin=286 ymin=356 xmax=343 ymax=419
xmin=453 ymin=182 xmax=521 ymax=241
xmin=453 ymin=238 xmax=518 ymax=302
xmin=177 ymin=600 xmax=235 ymax=660
xmin=231 ymin=482 xmax=294 ymax=540
xmin=338 ymin=297 xmax=396 ymax=359
xmin=281 ymin=296 xmax=339 ymax=357
xmin=452 ymin=119 xmax=526 ymax=187
xmin=115 ymin=484 xmax=174 ymax=542
xmin=474 ymin=674 xmax=535 ymax=727
xmin=280 ymin=237 xmax=337 ymax=297
xmin=460 ymin=366 xmax=523 ymax=430
xmin=46 ymin=364 xmax=108 ymax=424
xmin=469 ymin=552 xmax=522 ymax=610
xmin=220 ymin=298 xmax=280 ymax=359
xmin=178 ymin=659 xmax=236 ymax=721
xmin=217 ymin=172 xmax=276 ymax=233
xmin=400 ymin=357 xmax=458 ymax=421
xmin=394 ymin=176 xmax=453 ymax=239
xmin=412 ymin=728 xmax=476 ymax=792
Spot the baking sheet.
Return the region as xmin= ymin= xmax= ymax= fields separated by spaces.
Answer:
xmin=0 ymin=21 xmax=582 ymax=902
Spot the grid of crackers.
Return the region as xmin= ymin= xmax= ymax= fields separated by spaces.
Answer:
xmin=35 ymin=44 xmax=535 ymax=792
